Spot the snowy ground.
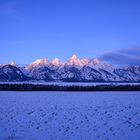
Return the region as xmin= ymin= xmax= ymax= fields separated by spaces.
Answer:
xmin=0 ymin=92 xmax=140 ymax=140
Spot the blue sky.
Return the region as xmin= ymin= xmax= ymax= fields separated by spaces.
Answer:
xmin=0 ymin=0 xmax=140 ymax=65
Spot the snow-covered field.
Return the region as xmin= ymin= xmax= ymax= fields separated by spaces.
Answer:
xmin=0 ymin=92 xmax=140 ymax=140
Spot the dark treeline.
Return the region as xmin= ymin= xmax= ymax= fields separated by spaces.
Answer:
xmin=0 ymin=84 xmax=140 ymax=91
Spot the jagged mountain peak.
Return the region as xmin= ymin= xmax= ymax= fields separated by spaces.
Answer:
xmin=68 ymin=55 xmax=79 ymax=62
xmin=81 ymin=58 xmax=89 ymax=65
xmin=27 ymin=56 xmax=105 ymax=69
xmin=87 ymin=58 xmax=115 ymax=71
xmin=88 ymin=58 xmax=104 ymax=66
xmin=51 ymin=58 xmax=62 ymax=66
xmin=92 ymin=58 xmax=101 ymax=65
xmin=0 ymin=56 xmax=140 ymax=82
xmin=66 ymin=55 xmax=87 ymax=67
xmin=71 ymin=54 xmax=78 ymax=60
xmin=31 ymin=58 xmax=49 ymax=66
xmin=10 ymin=61 xmax=17 ymax=66
xmin=27 ymin=59 xmax=49 ymax=70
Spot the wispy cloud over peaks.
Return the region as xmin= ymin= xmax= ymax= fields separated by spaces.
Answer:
xmin=99 ymin=47 xmax=140 ymax=66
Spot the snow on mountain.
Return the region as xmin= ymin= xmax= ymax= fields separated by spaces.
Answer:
xmin=28 ymin=58 xmax=49 ymax=69
xmin=114 ymin=66 xmax=140 ymax=81
xmin=65 ymin=55 xmax=88 ymax=68
xmin=0 ymin=64 xmax=29 ymax=81
xmin=51 ymin=58 xmax=62 ymax=66
xmin=10 ymin=61 xmax=17 ymax=66
xmin=88 ymin=58 xmax=110 ymax=69
xmin=0 ymin=55 xmax=140 ymax=82
xmin=81 ymin=58 xmax=89 ymax=65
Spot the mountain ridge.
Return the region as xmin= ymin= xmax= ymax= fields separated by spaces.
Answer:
xmin=0 ymin=55 xmax=140 ymax=82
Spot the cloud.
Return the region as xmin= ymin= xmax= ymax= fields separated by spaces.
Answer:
xmin=99 ymin=47 xmax=140 ymax=66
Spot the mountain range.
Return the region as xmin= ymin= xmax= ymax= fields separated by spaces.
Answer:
xmin=0 ymin=55 xmax=140 ymax=82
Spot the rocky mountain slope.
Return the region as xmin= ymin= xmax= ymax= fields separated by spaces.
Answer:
xmin=0 ymin=55 xmax=140 ymax=82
